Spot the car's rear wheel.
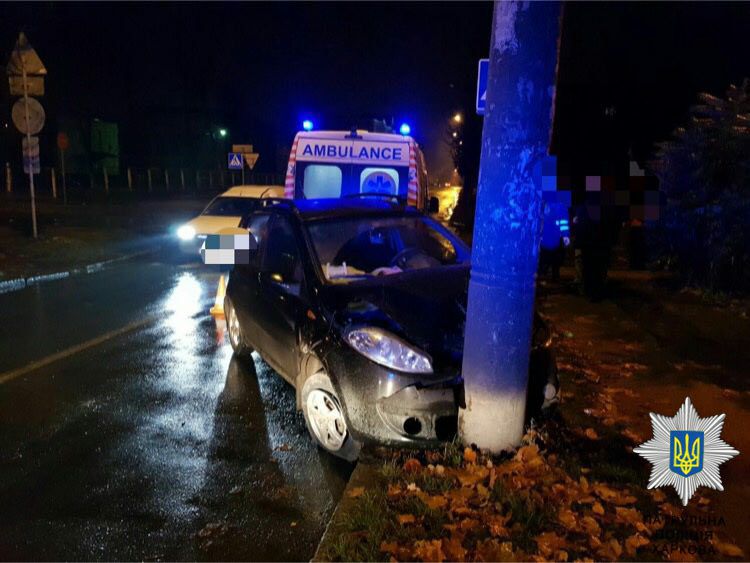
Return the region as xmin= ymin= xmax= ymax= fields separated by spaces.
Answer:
xmin=225 ymin=298 xmax=253 ymax=359
xmin=301 ymin=370 xmax=361 ymax=462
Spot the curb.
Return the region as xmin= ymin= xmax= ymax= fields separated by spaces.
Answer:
xmin=312 ymin=461 xmax=380 ymax=562
xmin=0 ymin=248 xmax=157 ymax=295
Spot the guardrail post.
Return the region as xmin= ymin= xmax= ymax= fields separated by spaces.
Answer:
xmin=103 ymin=169 xmax=109 ymax=194
xmin=127 ymin=167 xmax=133 ymax=191
xmin=180 ymin=168 xmax=185 ymax=191
xmin=5 ymin=162 xmax=11 ymax=193
xmin=51 ymin=167 xmax=57 ymax=198
xmin=147 ymin=168 xmax=153 ymax=192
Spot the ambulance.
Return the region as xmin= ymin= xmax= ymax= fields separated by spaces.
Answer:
xmin=283 ymin=129 xmax=432 ymax=211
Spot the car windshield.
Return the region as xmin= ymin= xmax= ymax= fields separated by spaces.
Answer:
xmin=307 ymin=215 xmax=469 ymax=282
xmin=202 ymin=197 xmax=258 ymax=217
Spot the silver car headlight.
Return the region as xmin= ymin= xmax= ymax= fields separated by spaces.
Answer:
xmin=177 ymin=225 xmax=196 ymax=240
xmin=345 ymin=326 xmax=433 ymax=374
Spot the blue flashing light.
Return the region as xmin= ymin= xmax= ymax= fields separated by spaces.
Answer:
xmin=302 ymin=119 xmax=314 ymax=131
xmin=399 ymin=123 xmax=411 ymax=136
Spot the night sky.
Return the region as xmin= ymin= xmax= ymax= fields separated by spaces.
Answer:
xmin=1 ymin=2 xmax=748 ymax=181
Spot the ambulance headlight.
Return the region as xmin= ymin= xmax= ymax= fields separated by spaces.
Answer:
xmin=177 ymin=225 xmax=196 ymax=241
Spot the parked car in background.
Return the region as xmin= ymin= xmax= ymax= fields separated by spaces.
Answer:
xmin=223 ymin=197 xmax=559 ymax=461
xmin=176 ymin=185 xmax=285 ymax=254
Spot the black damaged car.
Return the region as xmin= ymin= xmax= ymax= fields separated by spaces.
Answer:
xmin=224 ymin=198 xmax=559 ymax=461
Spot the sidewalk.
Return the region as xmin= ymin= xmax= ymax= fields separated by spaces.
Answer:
xmin=315 ymin=271 xmax=748 ymax=562
xmin=0 ymin=196 xmax=204 ymax=283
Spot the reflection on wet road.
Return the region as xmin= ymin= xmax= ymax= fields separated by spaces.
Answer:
xmin=0 ymin=254 xmax=351 ymax=561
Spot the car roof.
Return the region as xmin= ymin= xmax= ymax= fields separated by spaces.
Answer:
xmin=220 ymin=185 xmax=285 ymax=198
xmin=266 ymin=198 xmax=423 ymax=222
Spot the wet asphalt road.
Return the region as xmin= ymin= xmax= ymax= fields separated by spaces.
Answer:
xmin=0 ymin=245 xmax=352 ymax=561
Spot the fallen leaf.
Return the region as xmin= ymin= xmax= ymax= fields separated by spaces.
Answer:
xmin=459 ymin=518 xmax=480 ymax=531
xmin=592 ymin=502 xmax=605 ymax=515
xmin=441 ymin=537 xmax=467 ymax=562
xmin=464 ymin=447 xmax=477 ymax=464
xmin=580 ymin=515 xmax=601 ymax=536
xmin=413 ymin=539 xmax=445 ymax=562
xmin=584 ymin=428 xmax=599 ymax=440
xmin=712 ymin=540 xmax=744 ymax=558
xmin=475 ymin=539 xmax=514 ymax=562
xmin=487 ymin=514 xmax=511 ymax=538
xmin=624 ymin=534 xmax=649 ymax=557
xmin=424 ymin=495 xmax=448 ymax=510
xmin=397 ymin=514 xmax=416 ymax=525
xmin=347 ymin=486 xmax=365 ymax=498
xmin=380 ymin=541 xmax=399 ymax=554
xmin=387 ymin=484 xmax=402 ymax=498
xmin=597 ymin=538 xmax=622 ymax=560
xmin=615 ymin=506 xmax=646 ymax=532
xmin=403 ymin=458 xmax=422 ymax=474
xmin=557 ymin=508 xmax=577 ymax=530
xmin=649 ymin=489 xmax=667 ymax=503
xmin=535 ymin=532 xmax=567 ymax=558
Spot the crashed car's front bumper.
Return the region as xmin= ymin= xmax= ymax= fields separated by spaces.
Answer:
xmin=326 ymin=345 xmax=461 ymax=445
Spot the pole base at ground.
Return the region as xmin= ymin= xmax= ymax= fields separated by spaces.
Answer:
xmin=459 ymin=390 xmax=526 ymax=453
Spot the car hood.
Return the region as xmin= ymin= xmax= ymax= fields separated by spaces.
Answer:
xmin=321 ymin=265 xmax=469 ymax=370
xmin=183 ymin=215 xmax=242 ymax=235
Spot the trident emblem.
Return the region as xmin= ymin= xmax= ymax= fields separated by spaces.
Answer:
xmin=670 ymin=431 xmax=704 ymax=477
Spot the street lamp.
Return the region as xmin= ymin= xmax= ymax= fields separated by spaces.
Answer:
xmin=453 ymin=113 xmax=463 ymax=124
xmin=218 ymin=128 xmax=228 ymax=138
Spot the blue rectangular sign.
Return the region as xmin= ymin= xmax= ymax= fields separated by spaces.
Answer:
xmin=476 ymin=58 xmax=489 ymax=115
xmin=227 ymin=152 xmax=243 ymax=170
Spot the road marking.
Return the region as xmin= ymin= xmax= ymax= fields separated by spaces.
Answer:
xmin=0 ymin=316 xmax=156 ymax=385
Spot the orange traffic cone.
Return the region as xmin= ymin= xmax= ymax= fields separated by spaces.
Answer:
xmin=210 ymin=275 xmax=226 ymax=317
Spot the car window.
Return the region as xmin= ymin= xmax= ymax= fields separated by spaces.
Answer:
xmin=245 ymin=213 xmax=271 ymax=262
xmin=307 ymin=215 xmax=469 ymax=281
xmin=302 ymin=165 xmax=343 ymax=198
xmin=202 ymin=197 xmax=258 ymax=216
xmin=261 ymin=217 xmax=303 ymax=289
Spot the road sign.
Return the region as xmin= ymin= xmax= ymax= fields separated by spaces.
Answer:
xmin=8 ymin=75 xmax=44 ymax=96
xmin=228 ymin=152 xmax=243 ymax=170
xmin=476 ymin=58 xmax=489 ymax=115
xmin=232 ymin=144 xmax=253 ymax=154
xmin=22 ymin=136 xmax=40 ymax=174
xmin=7 ymin=32 xmax=46 ymax=240
xmin=57 ymin=132 xmax=70 ymax=151
xmin=12 ymin=97 xmax=45 ymax=135
xmin=243 ymin=153 xmax=259 ymax=170
xmin=6 ymin=32 xmax=47 ymax=77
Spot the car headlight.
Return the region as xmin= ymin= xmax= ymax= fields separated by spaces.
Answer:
xmin=345 ymin=327 xmax=433 ymax=374
xmin=177 ymin=225 xmax=196 ymax=240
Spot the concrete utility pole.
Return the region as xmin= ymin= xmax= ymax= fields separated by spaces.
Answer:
xmin=459 ymin=1 xmax=562 ymax=452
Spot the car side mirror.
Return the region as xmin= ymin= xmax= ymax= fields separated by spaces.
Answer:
xmin=428 ymin=196 xmax=439 ymax=214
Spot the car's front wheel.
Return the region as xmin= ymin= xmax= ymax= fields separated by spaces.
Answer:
xmin=225 ymin=298 xmax=253 ymax=359
xmin=301 ymin=370 xmax=361 ymax=462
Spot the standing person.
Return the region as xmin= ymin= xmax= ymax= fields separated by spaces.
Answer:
xmin=539 ymin=200 xmax=570 ymax=280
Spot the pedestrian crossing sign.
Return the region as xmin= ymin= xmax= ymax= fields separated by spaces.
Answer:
xmin=227 ymin=152 xmax=243 ymax=170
